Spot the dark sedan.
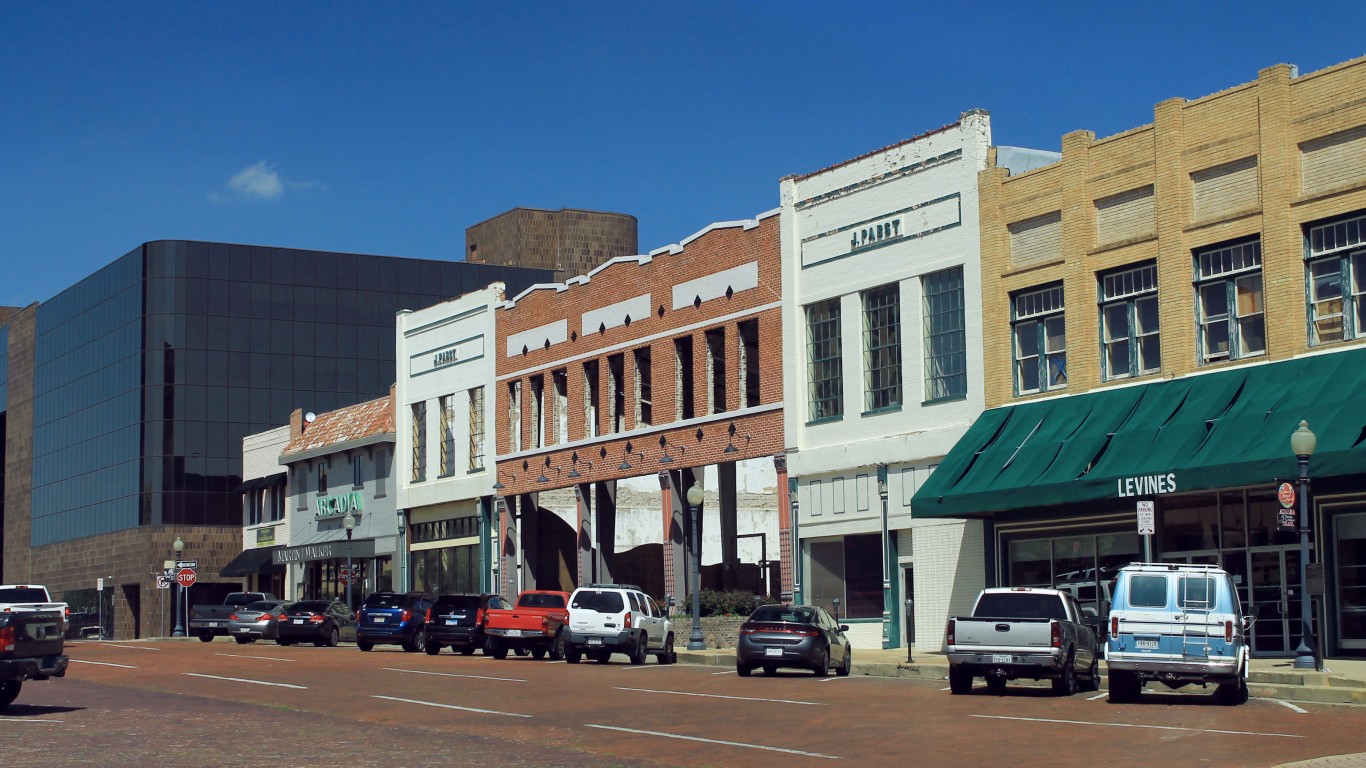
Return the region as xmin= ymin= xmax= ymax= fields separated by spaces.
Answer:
xmin=424 ymin=593 xmax=510 ymax=655
xmin=735 ymin=604 xmax=852 ymax=677
xmin=275 ymin=600 xmax=357 ymax=647
xmin=228 ymin=600 xmax=288 ymax=644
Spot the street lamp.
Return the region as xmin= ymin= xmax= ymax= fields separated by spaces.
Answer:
xmin=1290 ymin=420 xmax=1317 ymax=671
xmin=686 ymin=482 xmax=706 ymax=651
xmin=343 ymin=512 xmax=356 ymax=611
xmin=172 ymin=536 xmax=185 ymax=637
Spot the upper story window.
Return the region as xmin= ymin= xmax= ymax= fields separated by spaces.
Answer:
xmin=738 ymin=319 xmax=760 ymax=408
xmin=1195 ymin=238 xmax=1264 ymax=363
xmin=529 ymin=375 xmax=545 ymax=448
xmin=248 ymin=488 xmax=265 ymax=526
xmin=705 ymin=328 xmax=727 ymax=414
xmin=862 ymin=283 xmax=902 ymax=412
xmin=553 ymin=369 xmax=569 ymax=441
xmin=583 ymin=361 xmax=600 ymax=438
xmin=805 ymin=298 xmax=843 ymax=421
xmin=1012 ymin=284 xmax=1066 ymax=395
xmin=632 ymin=351 xmax=652 ymax=426
xmin=923 ymin=267 xmax=966 ymax=401
xmin=269 ymin=485 xmax=284 ymax=522
xmin=374 ymin=449 xmax=387 ymax=498
xmin=508 ymin=381 xmax=522 ymax=453
xmin=1306 ymin=212 xmax=1366 ymax=345
xmin=468 ymin=386 xmax=485 ymax=472
xmin=410 ymin=401 xmax=427 ymax=483
xmin=317 ymin=466 xmax=328 ymax=495
xmin=438 ymin=394 xmax=456 ymax=477
xmin=352 ymin=455 xmax=364 ymax=488
xmin=1099 ymin=263 xmax=1160 ymax=380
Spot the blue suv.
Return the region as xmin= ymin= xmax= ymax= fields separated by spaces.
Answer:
xmin=355 ymin=591 xmax=435 ymax=652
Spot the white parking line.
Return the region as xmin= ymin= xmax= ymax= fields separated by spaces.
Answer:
xmin=615 ymin=687 xmax=823 ymax=706
xmin=184 ymin=673 xmax=306 ymax=689
xmin=617 ymin=664 xmax=673 ymax=671
xmin=0 ymin=718 xmax=66 ymax=723
xmin=818 ymin=676 xmax=851 ymax=683
xmin=972 ymin=714 xmax=1303 ymax=738
xmin=1273 ymin=699 xmax=1309 ymax=714
xmin=585 ymin=724 xmax=840 ymax=759
xmin=384 ymin=667 xmax=525 ymax=683
xmin=215 ymin=653 xmax=295 ymax=662
xmin=98 ymin=644 xmax=161 ymax=651
xmin=373 ymin=695 xmax=531 ymax=718
xmin=71 ymin=659 xmax=136 ymax=669
xmin=712 ymin=670 xmax=737 ymax=676
xmin=1087 ymin=692 xmax=1108 ymax=701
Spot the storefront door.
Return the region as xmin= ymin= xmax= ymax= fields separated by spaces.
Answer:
xmin=1334 ymin=512 xmax=1366 ymax=651
xmin=1247 ymin=547 xmax=1301 ymax=656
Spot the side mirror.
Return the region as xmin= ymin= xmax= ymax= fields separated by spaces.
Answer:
xmin=839 ymin=624 xmax=849 ymax=632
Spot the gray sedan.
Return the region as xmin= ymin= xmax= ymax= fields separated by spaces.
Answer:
xmin=227 ymin=600 xmax=288 ymax=644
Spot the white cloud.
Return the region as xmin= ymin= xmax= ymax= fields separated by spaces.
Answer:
xmin=210 ymin=161 xmax=323 ymax=202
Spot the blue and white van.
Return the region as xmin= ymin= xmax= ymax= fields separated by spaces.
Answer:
xmin=1106 ymin=562 xmax=1249 ymax=705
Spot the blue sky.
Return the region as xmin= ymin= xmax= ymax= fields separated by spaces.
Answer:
xmin=3 ymin=2 xmax=1364 ymax=307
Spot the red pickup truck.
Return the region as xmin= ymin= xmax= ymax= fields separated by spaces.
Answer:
xmin=484 ymin=590 xmax=570 ymax=660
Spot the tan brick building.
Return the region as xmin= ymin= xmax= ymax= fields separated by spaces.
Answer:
xmin=493 ymin=211 xmax=787 ymax=605
xmin=917 ymin=56 xmax=1366 ymax=659
xmin=466 ymin=207 xmax=639 ymax=281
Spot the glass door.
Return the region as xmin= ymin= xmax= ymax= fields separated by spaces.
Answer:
xmin=1248 ymin=548 xmax=1300 ymax=656
xmin=1335 ymin=512 xmax=1366 ymax=650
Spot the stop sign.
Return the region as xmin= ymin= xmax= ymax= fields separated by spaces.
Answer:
xmin=176 ymin=568 xmax=197 ymax=588
xmin=338 ymin=568 xmax=352 ymax=586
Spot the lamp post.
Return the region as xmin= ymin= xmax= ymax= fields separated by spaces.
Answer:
xmin=1290 ymin=420 xmax=1317 ymax=670
xmin=686 ymin=482 xmax=706 ymax=651
xmin=172 ymin=537 xmax=185 ymax=637
xmin=343 ymin=512 xmax=356 ymax=611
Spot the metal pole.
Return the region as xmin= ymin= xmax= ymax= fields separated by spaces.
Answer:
xmin=346 ymin=529 xmax=354 ymax=610
xmin=172 ymin=538 xmax=185 ymax=637
xmin=687 ymin=483 xmax=705 ymax=651
xmin=1293 ymin=452 xmax=1316 ymax=669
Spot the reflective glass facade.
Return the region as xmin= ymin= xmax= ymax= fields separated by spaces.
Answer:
xmin=19 ymin=241 xmax=551 ymax=546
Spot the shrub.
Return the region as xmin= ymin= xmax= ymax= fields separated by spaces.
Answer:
xmin=675 ymin=589 xmax=779 ymax=617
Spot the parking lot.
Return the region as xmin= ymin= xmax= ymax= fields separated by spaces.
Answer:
xmin=4 ymin=639 xmax=1366 ymax=767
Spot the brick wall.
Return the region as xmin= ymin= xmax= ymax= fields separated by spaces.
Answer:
xmin=2 ymin=304 xmax=36 ymax=583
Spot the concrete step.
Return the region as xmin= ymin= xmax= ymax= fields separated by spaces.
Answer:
xmin=1248 ymin=682 xmax=1366 ymax=706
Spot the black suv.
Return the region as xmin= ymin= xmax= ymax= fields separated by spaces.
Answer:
xmin=424 ymin=593 xmax=510 ymax=655
xmin=355 ymin=591 xmax=435 ymax=652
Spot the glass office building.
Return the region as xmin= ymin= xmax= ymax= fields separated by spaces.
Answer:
xmin=1 ymin=241 xmax=551 ymax=636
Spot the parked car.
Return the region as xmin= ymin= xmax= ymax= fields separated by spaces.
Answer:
xmin=189 ymin=591 xmax=278 ymax=642
xmin=275 ymin=600 xmax=357 ymax=647
xmin=735 ymin=604 xmax=851 ymax=677
xmin=1106 ymin=562 xmax=1250 ymax=705
xmin=564 ymin=584 xmax=675 ymax=665
xmin=355 ymin=591 xmax=434 ymax=652
xmin=485 ymin=590 xmax=571 ymax=660
xmin=424 ymin=593 xmax=509 ymax=656
xmin=0 ymin=608 xmax=68 ymax=709
xmin=945 ymin=586 xmax=1100 ymax=696
xmin=227 ymin=600 xmax=288 ymax=644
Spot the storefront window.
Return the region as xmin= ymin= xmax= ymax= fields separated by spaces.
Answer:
xmin=1247 ymin=487 xmax=1296 ymax=547
xmin=1005 ymin=531 xmax=1138 ymax=615
xmin=1160 ymin=493 xmax=1219 ymax=551
xmin=805 ymin=535 xmax=883 ymax=620
xmin=1335 ymin=512 xmax=1366 ymax=649
xmin=1009 ymin=539 xmax=1052 ymax=588
xmin=1219 ymin=490 xmax=1247 ymax=549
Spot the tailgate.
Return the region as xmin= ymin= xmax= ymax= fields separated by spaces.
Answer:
xmin=488 ymin=611 xmax=548 ymax=632
xmin=0 ymin=612 xmax=65 ymax=658
xmin=952 ymin=617 xmax=1053 ymax=649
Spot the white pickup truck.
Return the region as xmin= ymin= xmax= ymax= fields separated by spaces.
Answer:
xmin=946 ymin=586 xmax=1101 ymax=696
xmin=0 ymin=585 xmax=68 ymax=622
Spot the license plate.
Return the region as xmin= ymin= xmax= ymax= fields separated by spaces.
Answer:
xmin=292 ymin=619 xmax=303 ymax=624
xmin=765 ymin=647 xmax=783 ymax=657
xmin=373 ymin=616 xmax=387 ymax=623
xmin=1137 ymin=638 xmax=1159 ymax=650
xmin=991 ymin=654 xmax=1012 ymax=664
xmin=446 ymin=619 xmax=459 ymax=626
xmin=587 ymin=637 xmax=603 ymax=646
xmin=207 ymin=622 xmax=220 ymax=628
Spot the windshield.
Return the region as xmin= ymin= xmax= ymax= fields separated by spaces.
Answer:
xmin=288 ymin=601 xmax=328 ymax=613
xmin=0 ymin=588 xmax=49 ymax=603
xmin=520 ymin=593 xmax=566 ymax=609
xmin=434 ymin=596 xmax=480 ymax=611
xmin=364 ymin=593 xmax=408 ymax=608
xmin=571 ymin=591 xmax=624 ymax=613
xmin=242 ymin=601 xmax=278 ymax=612
xmin=973 ymin=593 xmax=1066 ymax=620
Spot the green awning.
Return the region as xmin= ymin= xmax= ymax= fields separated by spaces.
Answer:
xmin=912 ymin=348 xmax=1366 ymax=518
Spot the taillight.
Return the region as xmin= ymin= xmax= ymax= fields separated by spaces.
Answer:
xmin=401 ymin=609 xmax=412 ymax=623
xmin=624 ymin=612 xmax=632 ymax=630
xmin=228 ymin=613 xmax=239 ymax=621
xmin=946 ymin=618 xmax=956 ymax=646
xmin=278 ymin=613 xmax=287 ymax=621
xmin=1110 ymin=615 xmax=1119 ymax=639
xmin=309 ymin=614 xmax=324 ymax=624
xmin=0 ymin=625 xmax=14 ymax=652
xmin=476 ymin=608 xmax=484 ymax=627
xmin=1225 ymin=620 xmax=1234 ymax=642
xmin=1050 ymin=620 xmax=1061 ymax=648
xmin=355 ymin=611 xmax=361 ymax=622
xmin=541 ymin=616 xmax=549 ymax=631
xmin=425 ymin=608 xmax=432 ymax=622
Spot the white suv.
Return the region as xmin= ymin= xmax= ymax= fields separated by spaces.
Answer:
xmin=564 ymin=584 xmax=676 ymax=665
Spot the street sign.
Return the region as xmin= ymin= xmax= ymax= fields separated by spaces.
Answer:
xmin=156 ymin=576 xmax=171 ymax=589
xmin=176 ymin=568 xmax=197 ymax=588
xmin=176 ymin=560 xmax=198 ymax=569
xmin=1278 ymin=482 xmax=1296 ymax=509
xmin=163 ymin=568 xmax=176 ymax=579
xmin=338 ymin=568 xmax=353 ymax=586
xmin=97 ymin=577 xmax=105 ymax=591
xmin=1136 ymin=500 xmax=1155 ymax=535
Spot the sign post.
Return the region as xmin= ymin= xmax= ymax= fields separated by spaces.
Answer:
xmin=1136 ymin=500 xmax=1155 ymax=561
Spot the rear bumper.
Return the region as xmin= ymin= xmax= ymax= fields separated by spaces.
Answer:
xmin=1106 ymin=655 xmax=1241 ymax=682
xmin=0 ymin=655 xmax=69 ymax=682
xmin=356 ymin=625 xmax=419 ymax=644
xmin=426 ymin=626 xmax=482 ymax=646
xmin=566 ymin=630 xmax=634 ymax=650
xmin=736 ymin=636 xmax=823 ymax=668
xmin=947 ymin=650 xmax=1066 ymax=678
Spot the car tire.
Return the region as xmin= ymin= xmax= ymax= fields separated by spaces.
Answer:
xmin=199 ymin=632 xmax=214 ymax=643
xmin=549 ymin=630 xmax=566 ymax=661
xmin=326 ymin=627 xmax=340 ymax=648
xmin=737 ymin=662 xmax=753 ymax=677
xmin=0 ymin=681 xmax=21 ymax=708
xmin=1215 ymin=678 xmax=1248 ymax=706
xmin=628 ymin=633 xmax=647 ymax=665
xmin=460 ymin=645 xmax=476 ymax=656
xmin=357 ymin=640 xmax=373 ymax=652
xmin=655 ymin=632 xmax=675 ymax=664
xmin=491 ymin=641 xmax=509 ymax=660
xmin=1051 ymin=652 xmax=1078 ymax=696
xmin=811 ymin=645 xmax=828 ymax=676
xmin=565 ymin=645 xmax=581 ymax=664
xmin=404 ymin=627 xmax=426 ymax=653
xmin=949 ymin=665 xmax=973 ymax=695
xmin=1108 ymin=670 xmax=1141 ymax=703
xmin=425 ymin=640 xmax=442 ymax=656
xmin=1081 ymin=654 xmax=1100 ymax=692
xmin=234 ymin=636 xmax=251 ymax=645
xmin=837 ymin=647 xmax=852 ymax=677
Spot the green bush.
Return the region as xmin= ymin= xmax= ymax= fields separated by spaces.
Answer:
xmin=675 ymin=589 xmax=779 ymax=618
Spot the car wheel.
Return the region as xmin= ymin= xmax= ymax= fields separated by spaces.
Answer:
xmin=1215 ymin=678 xmax=1248 ymax=706
xmin=949 ymin=665 xmax=973 ymax=695
xmin=199 ymin=632 xmax=214 ymax=643
xmin=1051 ymin=653 xmax=1078 ymax=696
xmin=837 ymin=647 xmax=852 ymax=677
xmin=460 ymin=645 xmax=476 ymax=656
xmin=595 ymin=650 xmax=612 ymax=664
xmin=549 ymin=630 xmax=565 ymax=661
xmin=628 ymin=633 xmax=647 ymax=665
xmin=1081 ymin=654 xmax=1100 ymax=692
xmin=404 ymin=627 xmax=426 ymax=653
xmin=737 ymin=662 xmax=753 ymax=677
xmin=425 ymin=640 xmax=441 ymax=656
xmin=762 ymin=664 xmax=777 ymax=676
xmin=0 ymin=681 xmax=21 ymax=709
xmin=655 ymin=632 xmax=675 ymax=664
xmin=326 ymin=627 xmax=340 ymax=648
xmin=1108 ymin=670 xmax=1141 ymax=703
xmin=811 ymin=645 xmax=829 ymax=676
xmin=234 ymin=636 xmax=251 ymax=645
xmin=357 ymin=640 xmax=373 ymax=652
xmin=491 ymin=644 xmax=509 ymax=660
xmin=565 ymin=645 xmax=581 ymax=664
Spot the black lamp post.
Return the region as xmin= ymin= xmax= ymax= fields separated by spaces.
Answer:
xmin=686 ymin=482 xmax=706 ymax=651
xmin=343 ymin=512 xmax=356 ymax=610
xmin=172 ymin=536 xmax=185 ymax=637
xmin=1290 ymin=420 xmax=1317 ymax=670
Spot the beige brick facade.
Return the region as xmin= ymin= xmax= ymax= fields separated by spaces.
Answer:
xmin=467 ymin=208 xmax=639 ymax=281
xmin=980 ymin=57 xmax=1366 ymax=407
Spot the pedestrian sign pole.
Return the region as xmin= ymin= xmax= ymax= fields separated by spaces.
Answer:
xmin=1137 ymin=500 xmax=1155 ymax=561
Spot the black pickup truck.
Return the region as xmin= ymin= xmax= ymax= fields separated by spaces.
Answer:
xmin=0 ymin=609 xmax=69 ymax=709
